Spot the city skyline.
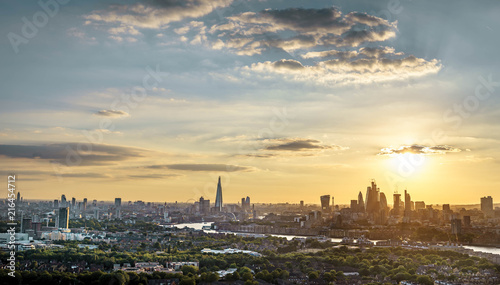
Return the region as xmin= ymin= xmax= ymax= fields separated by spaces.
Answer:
xmin=1 ymin=1 xmax=500 ymax=204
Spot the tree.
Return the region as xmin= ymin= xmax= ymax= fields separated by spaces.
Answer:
xmin=416 ymin=275 xmax=433 ymax=285
xmin=241 ymin=272 xmax=253 ymax=281
xmin=179 ymin=276 xmax=196 ymax=285
xmin=206 ymin=272 xmax=219 ymax=283
xmin=308 ymin=271 xmax=319 ymax=280
xmin=181 ymin=265 xmax=198 ymax=276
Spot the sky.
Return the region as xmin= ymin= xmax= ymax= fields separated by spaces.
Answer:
xmin=0 ymin=0 xmax=499 ymax=205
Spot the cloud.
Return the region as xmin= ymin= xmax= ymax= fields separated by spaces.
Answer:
xmin=242 ymin=54 xmax=441 ymax=85
xmin=272 ymin=59 xmax=304 ymax=70
xmin=94 ymin=110 xmax=130 ymax=118
xmin=378 ymin=144 xmax=462 ymax=156
xmin=264 ymin=138 xmax=347 ymax=152
xmin=84 ymin=0 xmax=233 ymax=29
xmin=205 ymin=7 xmax=441 ymax=84
xmin=145 ymin=163 xmax=253 ymax=172
xmin=128 ymin=173 xmax=182 ymax=179
xmin=52 ymin=173 xmax=111 ymax=178
xmin=0 ymin=143 xmax=145 ymax=166
xmin=208 ymin=7 xmax=397 ymax=55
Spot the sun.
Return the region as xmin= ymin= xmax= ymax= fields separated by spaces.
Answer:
xmin=387 ymin=153 xmax=428 ymax=178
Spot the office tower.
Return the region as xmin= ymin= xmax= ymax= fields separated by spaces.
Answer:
xmin=58 ymin=207 xmax=69 ymax=229
xmin=379 ymin=192 xmax=388 ymax=224
xmin=404 ymin=189 xmax=411 ymax=214
xmin=214 ymin=176 xmax=223 ymax=212
xmin=92 ymin=199 xmax=97 ymax=207
xmin=379 ymin=193 xmax=388 ymax=211
xmin=71 ymin=197 xmax=76 ymax=208
xmin=350 ymin=200 xmax=358 ymax=210
xmin=115 ymin=198 xmax=122 ymax=219
xmin=94 ymin=208 xmax=99 ymax=220
xmin=331 ymin=196 xmax=335 ymax=211
xmin=365 ymin=180 xmax=380 ymax=214
xmin=320 ymin=195 xmax=331 ymax=213
xmin=300 ymin=200 xmax=304 ymax=208
xmin=61 ymin=194 xmax=67 ymax=207
xmin=53 ymin=199 xmax=59 ymax=208
xmin=451 ymin=218 xmax=462 ymax=235
xmin=393 ymin=193 xmax=401 ymax=216
xmin=240 ymin=196 xmax=250 ymax=212
xmin=199 ymin=197 xmax=210 ymax=214
xmin=442 ymin=204 xmax=450 ymax=212
xmin=83 ymin=198 xmax=87 ymax=212
xmin=415 ymin=201 xmax=425 ymax=211
xmin=358 ymin=191 xmax=365 ymax=213
xmin=17 ymin=192 xmax=21 ymax=203
xmin=21 ymin=218 xmax=32 ymax=233
xmin=481 ymin=196 xmax=493 ymax=213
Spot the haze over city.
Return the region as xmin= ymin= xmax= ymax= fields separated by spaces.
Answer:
xmin=1 ymin=0 xmax=499 ymax=205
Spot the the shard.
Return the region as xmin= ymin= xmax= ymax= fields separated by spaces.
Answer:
xmin=214 ymin=176 xmax=223 ymax=212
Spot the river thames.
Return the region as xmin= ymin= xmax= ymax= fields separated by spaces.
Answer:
xmin=169 ymin=222 xmax=500 ymax=256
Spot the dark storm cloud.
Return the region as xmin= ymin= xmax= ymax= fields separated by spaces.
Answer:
xmin=145 ymin=163 xmax=253 ymax=172
xmin=0 ymin=143 xmax=144 ymax=166
xmin=379 ymin=145 xmax=462 ymax=155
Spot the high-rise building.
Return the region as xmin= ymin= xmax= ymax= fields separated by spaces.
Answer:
xmin=350 ymin=200 xmax=358 ymax=210
xmin=61 ymin=194 xmax=67 ymax=207
xmin=17 ymin=192 xmax=21 ymax=203
xmin=365 ymin=180 xmax=380 ymax=214
xmin=21 ymin=218 xmax=32 ymax=233
xmin=320 ymin=195 xmax=331 ymax=213
xmin=415 ymin=201 xmax=425 ymax=211
xmin=300 ymin=200 xmax=304 ymax=208
xmin=115 ymin=198 xmax=122 ymax=219
xmin=241 ymin=196 xmax=250 ymax=212
xmin=481 ymin=196 xmax=493 ymax=213
xmin=199 ymin=197 xmax=210 ymax=214
xmin=58 ymin=207 xmax=69 ymax=229
xmin=379 ymin=193 xmax=388 ymax=211
xmin=53 ymin=199 xmax=59 ymax=209
xmin=358 ymin=192 xmax=365 ymax=213
xmin=214 ymin=176 xmax=223 ymax=212
xmin=404 ymin=189 xmax=412 ymax=214
xmin=331 ymin=196 xmax=335 ymax=211
xmin=442 ymin=204 xmax=450 ymax=212
xmin=71 ymin=197 xmax=76 ymax=208
xmin=393 ymin=193 xmax=401 ymax=216
xmin=83 ymin=198 xmax=88 ymax=212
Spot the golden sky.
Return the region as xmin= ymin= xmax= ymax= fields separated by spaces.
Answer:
xmin=1 ymin=0 xmax=499 ymax=205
